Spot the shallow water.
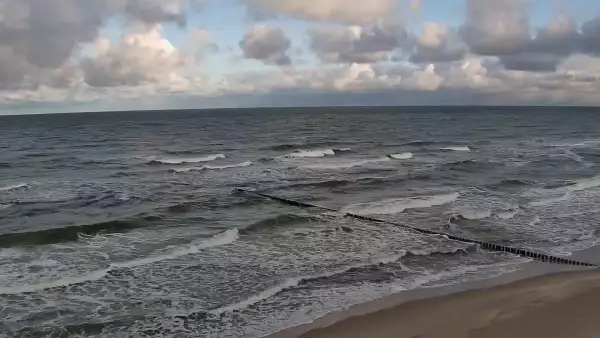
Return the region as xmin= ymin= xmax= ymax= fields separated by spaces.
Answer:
xmin=2 ymin=107 xmax=600 ymax=337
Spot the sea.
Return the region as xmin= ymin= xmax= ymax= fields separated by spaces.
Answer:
xmin=2 ymin=106 xmax=600 ymax=337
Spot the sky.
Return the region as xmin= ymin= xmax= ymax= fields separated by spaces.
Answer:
xmin=1 ymin=0 xmax=600 ymax=114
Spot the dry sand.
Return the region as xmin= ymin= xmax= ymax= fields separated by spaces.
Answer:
xmin=299 ymin=269 xmax=600 ymax=338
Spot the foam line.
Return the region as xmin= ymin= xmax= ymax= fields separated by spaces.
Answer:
xmin=235 ymin=189 xmax=597 ymax=267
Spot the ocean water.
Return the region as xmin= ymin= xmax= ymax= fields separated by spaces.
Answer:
xmin=1 ymin=107 xmax=600 ymax=337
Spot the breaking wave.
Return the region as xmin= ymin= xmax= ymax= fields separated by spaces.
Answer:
xmin=0 ymin=216 xmax=159 ymax=248
xmin=147 ymin=154 xmax=226 ymax=165
xmin=303 ymin=157 xmax=390 ymax=170
xmin=388 ymin=152 xmax=414 ymax=160
xmin=241 ymin=214 xmax=323 ymax=234
xmin=0 ymin=183 xmax=30 ymax=192
xmin=187 ymin=246 xmax=476 ymax=317
xmin=568 ymin=175 xmax=600 ymax=192
xmin=342 ymin=193 xmax=460 ymax=215
xmin=0 ymin=229 xmax=239 ymax=295
xmin=278 ymin=148 xmax=351 ymax=160
xmin=171 ymin=161 xmax=252 ymax=173
xmin=440 ymin=146 xmax=471 ymax=152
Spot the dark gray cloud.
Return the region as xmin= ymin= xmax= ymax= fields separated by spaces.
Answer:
xmin=499 ymin=53 xmax=564 ymax=72
xmin=239 ymin=25 xmax=291 ymax=65
xmin=580 ymin=16 xmax=600 ymax=54
xmin=309 ymin=24 xmax=406 ymax=64
xmin=461 ymin=0 xmax=530 ymax=56
xmin=459 ymin=0 xmax=592 ymax=72
xmin=531 ymin=16 xmax=578 ymax=55
xmin=123 ymin=0 xmax=187 ymax=27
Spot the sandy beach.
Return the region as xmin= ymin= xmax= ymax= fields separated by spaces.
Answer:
xmin=298 ymin=269 xmax=600 ymax=338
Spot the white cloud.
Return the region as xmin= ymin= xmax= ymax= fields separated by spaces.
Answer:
xmin=81 ymin=25 xmax=191 ymax=90
xmin=410 ymin=22 xmax=466 ymax=63
xmin=406 ymin=64 xmax=443 ymax=90
xmin=242 ymin=0 xmax=397 ymax=25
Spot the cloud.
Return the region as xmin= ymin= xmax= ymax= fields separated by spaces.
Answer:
xmin=122 ymin=0 xmax=188 ymax=27
xmin=406 ymin=64 xmax=443 ymax=90
xmin=81 ymin=26 xmax=191 ymax=90
xmin=498 ymin=53 xmax=564 ymax=72
xmin=410 ymin=22 xmax=466 ymax=63
xmin=188 ymin=28 xmax=218 ymax=61
xmin=242 ymin=0 xmax=397 ymax=25
xmin=461 ymin=0 xmax=530 ymax=56
xmin=459 ymin=0 xmax=593 ymax=72
xmin=581 ymin=16 xmax=600 ymax=54
xmin=239 ymin=25 xmax=292 ymax=65
xmin=309 ymin=24 xmax=406 ymax=64
xmin=0 ymin=0 xmax=196 ymax=90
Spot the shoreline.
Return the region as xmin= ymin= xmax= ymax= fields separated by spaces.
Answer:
xmin=267 ymin=245 xmax=600 ymax=338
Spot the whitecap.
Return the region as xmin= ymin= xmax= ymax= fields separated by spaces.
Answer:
xmin=568 ymin=176 xmax=600 ymax=192
xmin=528 ymin=194 xmax=570 ymax=207
xmin=458 ymin=209 xmax=492 ymax=220
xmin=0 ymin=183 xmax=29 ymax=192
xmin=303 ymin=157 xmax=390 ymax=170
xmin=0 ymin=229 xmax=239 ymax=295
xmin=440 ymin=146 xmax=471 ymax=152
xmin=342 ymin=193 xmax=460 ymax=215
xmin=151 ymin=154 xmax=226 ymax=164
xmin=496 ymin=209 xmax=519 ymax=220
xmin=389 ymin=152 xmax=414 ymax=160
xmin=172 ymin=161 xmax=252 ymax=173
xmin=279 ymin=149 xmax=336 ymax=160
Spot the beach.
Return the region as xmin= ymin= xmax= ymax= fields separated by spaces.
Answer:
xmin=300 ymin=269 xmax=600 ymax=338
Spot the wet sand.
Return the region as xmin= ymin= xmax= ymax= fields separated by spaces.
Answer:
xmin=299 ymin=269 xmax=600 ymax=338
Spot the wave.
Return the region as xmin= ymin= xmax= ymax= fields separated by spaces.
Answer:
xmin=567 ymin=175 xmax=600 ymax=192
xmin=342 ymin=193 xmax=459 ymax=215
xmin=440 ymin=146 xmax=471 ymax=152
xmin=283 ymin=149 xmax=334 ymax=159
xmin=0 ymin=229 xmax=239 ymax=295
xmin=240 ymin=214 xmax=322 ymax=234
xmin=401 ymin=141 xmax=440 ymax=146
xmin=528 ymin=194 xmax=570 ymax=207
xmin=442 ymin=160 xmax=494 ymax=172
xmin=112 ymin=229 xmax=239 ymax=269
xmin=548 ymin=142 xmax=586 ymax=148
xmin=273 ymin=179 xmax=352 ymax=190
xmin=453 ymin=209 xmax=493 ymax=220
xmin=0 ymin=203 xmax=11 ymax=210
xmin=0 ymin=183 xmax=30 ymax=192
xmin=263 ymin=142 xmax=345 ymax=152
xmin=496 ymin=209 xmax=519 ymax=220
xmin=388 ymin=153 xmax=414 ymax=160
xmin=171 ymin=161 xmax=252 ymax=173
xmin=0 ymin=216 xmax=158 ymax=248
xmin=486 ymin=179 xmax=533 ymax=191
xmin=303 ymin=157 xmax=390 ymax=170
xmin=451 ymin=206 xmax=520 ymax=223
xmin=194 ymin=246 xmax=475 ymax=316
xmin=147 ymin=154 xmax=226 ymax=165
xmin=278 ymin=148 xmax=350 ymax=160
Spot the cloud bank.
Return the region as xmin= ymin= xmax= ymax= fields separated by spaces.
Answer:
xmin=2 ymin=0 xmax=600 ymax=111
